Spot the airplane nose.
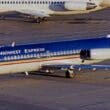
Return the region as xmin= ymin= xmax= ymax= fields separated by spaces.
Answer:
xmin=86 ymin=2 xmax=97 ymax=10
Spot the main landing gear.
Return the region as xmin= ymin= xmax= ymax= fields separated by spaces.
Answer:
xmin=65 ymin=70 xmax=76 ymax=78
xmin=31 ymin=17 xmax=47 ymax=23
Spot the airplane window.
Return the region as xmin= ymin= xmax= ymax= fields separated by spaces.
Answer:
xmin=63 ymin=1 xmax=65 ymax=4
xmin=22 ymin=1 xmax=24 ymax=4
xmin=63 ymin=51 xmax=66 ymax=55
xmin=34 ymin=1 xmax=36 ymax=4
xmin=31 ymin=1 xmax=33 ymax=4
xmin=10 ymin=1 xmax=13 ymax=4
xmin=51 ymin=1 xmax=54 ymax=4
xmin=13 ymin=1 xmax=15 ymax=4
xmin=30 ymin=54 xmax=33 ymax=58
xmin=7 ymin=57 xmax=10 ymax=60
xmin=2 ymin=1 xmax=4 ymax=4
xmin=54 ymin=2 xmax=57 ymax=4
xmin=33 ymin=54 xmax=36 ymax=58
xmin=20 ymin=55 xmax=23 ymax=59
xmin=28 ymin=1 xmax=30 ymax=4
xmin=37 ymin=1 xmax=39 ymax=4
xmin=25 ymin=1 xmax=27 ymax=4
xmin=10 ymin=56 xmax=12 ymax=60
xmin=3 ymin=57 xmax=5 ymax=61
xmin=42 ymin=1 xmax=44 ymax=4
xmin=16 ymin=1 xmax=18 ymax=4
xmin=45 ymin=1 xmax=48 ymax=4
xmin=13 ymin=56 xmax=17 ymax=60
xmin=48 ymin=1 xmax=50 ymax=4
xmin=18 ymin=1 xmax=21 ymax=4
xmin=40 ymin=1 xmax=42 ymax=4
xmin=57 ymin=2 xmax=60 ymax=4
xmin=37 ymin=54 xmax=40 ymax=58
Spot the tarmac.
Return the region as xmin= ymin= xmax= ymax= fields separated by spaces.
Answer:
xmin=0 ymin=8 xmax=110 ymax=110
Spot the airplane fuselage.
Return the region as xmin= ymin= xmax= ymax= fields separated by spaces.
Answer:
xmin=0 ymin=0 xmax=105 ymax=16
xmin=0 ymin=37 xmax=110 ymax=74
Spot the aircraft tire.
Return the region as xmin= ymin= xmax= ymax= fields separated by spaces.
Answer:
xmin=65 ymin=70 xmax=75 ymax=78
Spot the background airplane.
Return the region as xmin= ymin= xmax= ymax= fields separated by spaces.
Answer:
xmin=0 ymin=36 xmax=110 ymax=78
xmin=0 ymin=0 xmax=110 ymax=23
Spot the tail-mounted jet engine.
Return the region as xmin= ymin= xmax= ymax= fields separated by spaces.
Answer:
xmin=64 ymin=2 xmax=97 ymax=11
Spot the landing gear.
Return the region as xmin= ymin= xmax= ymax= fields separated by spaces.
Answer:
xmin=45 ymin=69 xmax=55 ymax=74
xmin=65 ymin=70 xmax=76 ymax=78
xmin=25 ymin=71 xmax=29 ymax=76
xmin=31 ymin=17 xmax=47 ymax=23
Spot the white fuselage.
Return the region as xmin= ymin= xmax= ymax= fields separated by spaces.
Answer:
xmin=0 ymin=0 xmax=106 ymax=16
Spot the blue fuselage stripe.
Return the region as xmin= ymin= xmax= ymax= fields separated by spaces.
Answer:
xmin=0 ymin=37 xmax=109 ymax=62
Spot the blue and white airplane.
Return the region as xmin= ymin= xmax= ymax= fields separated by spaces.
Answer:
xmin=0 ymin=36 xmax=110 ymax=78
xmin=0 ymin=0 xmax=110 ymax=22
xmin=0 ymin=37 xmax=110 ymax=77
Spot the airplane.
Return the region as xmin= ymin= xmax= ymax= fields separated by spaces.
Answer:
xmin=0 ymin=35 xmax=110 ymax=78
xmin=0 ymin=0 xmax=110 ymax=23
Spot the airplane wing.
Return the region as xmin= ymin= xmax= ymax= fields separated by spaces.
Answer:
xmin=17 ymin=9 xmax=50 ymax=18
xmin=42 ymin=64 xmax=110 ymax=71
xmin=41 ymin=64 xmax=110 ymax=78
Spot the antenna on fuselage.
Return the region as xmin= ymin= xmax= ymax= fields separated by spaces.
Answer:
xmin=11 ymin=41 xmax=15 ymax=47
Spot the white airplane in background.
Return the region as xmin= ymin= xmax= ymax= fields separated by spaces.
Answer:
xmin=0 ymin=0 xmax=110 ymax=23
